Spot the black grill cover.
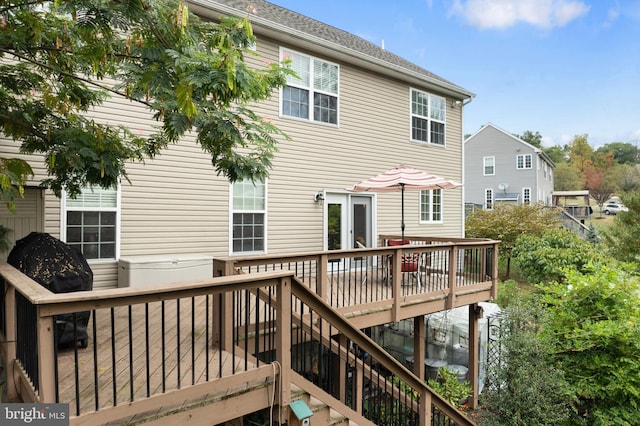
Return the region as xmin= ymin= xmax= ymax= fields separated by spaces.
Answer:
xmin=8 ymin=232 xmax=93 ymax=347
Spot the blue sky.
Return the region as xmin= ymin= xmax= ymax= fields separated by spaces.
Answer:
xmin=267 ymin=0 xmax=640 ymax=148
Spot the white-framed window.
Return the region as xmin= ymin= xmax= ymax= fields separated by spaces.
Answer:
xmin=281 ymin=48 xmax=339 ymax=125
xmin=516 ymin=154 xmax=532 ymax=169
xmin=410 ymin=89 xmax=446 ymax=145
xmin=485 ymin=188 xmax=493 ymax=210
xmin=231 ymin=179 xmax=266 ymax=254
xmin=523 ymin=187 xmax=531 ymax=205
xmin=483 ymin=156 xmax=495 ymax=176
xmin=61 ymin=186 xmax=119 ymax=260
xmin=420 ymin=189 xmax=442 ymax=222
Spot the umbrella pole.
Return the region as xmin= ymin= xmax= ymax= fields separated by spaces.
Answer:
xmin=401 ymin=183 xmax=405 ymax=242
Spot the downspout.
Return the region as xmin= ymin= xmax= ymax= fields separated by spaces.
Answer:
xmin=461 ymin=96 xmax=474 ymax=237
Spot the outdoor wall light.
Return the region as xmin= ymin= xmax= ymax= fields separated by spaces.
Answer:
xmin=451 ymin=99 xmax=463 ymax=108
xmin=314 ymin=191 xmax=325 ymax=202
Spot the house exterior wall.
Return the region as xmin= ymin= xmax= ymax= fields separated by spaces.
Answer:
xmin=464 ymin=123 xmax=554 ymax=207
xmin=0 ymin=5 xmax=469 ymax=288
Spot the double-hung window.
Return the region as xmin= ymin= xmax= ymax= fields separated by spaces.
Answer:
xmin=523 ymin=187 xmax=531 ymax=205
xmin=411 ymin=89 xmax=446 ymax=145
xmin=516 ymin=154 xmax=532 ymax=169
xmin=420 ymin=189 xmax=443 ymax=222
xmin=281 ymin=48 xmax=339 ymax=124
xmin=62 ymin=186 xmax=118 ymax=260
xmin=232 ymin=180 xmax=266 ymax=253
xmin=483 ymin=156 xmax=495 ymax=175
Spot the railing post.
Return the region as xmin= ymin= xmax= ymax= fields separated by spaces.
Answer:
xmin=4 ymin=283 xmax=17 ymax=401
xmin=317 ymin=254 xmax=329 ymax=302
xmin=420 ymin=389 xmax=431 ymax=426
xmin=36 ymin=312 xmax=56 ymax=402
xmin=392 ymin=248 xmax=402 ymax=322
xmin=468 ymin=303 xmax=480 ymax=409
xmin=337 ymin=334 xmax=347 ymax=403
xmin=276 ymin=276 xmax=291 ymax=421
xmin=447 ymin=246 xmax=458 ymax=310
xmin=413 ymin=316 xmax=426 ymax=381
xmin=491 ymin=243 xmax=499 ymax=300
xmin=213 ymin=260 xmax=234 ymax=351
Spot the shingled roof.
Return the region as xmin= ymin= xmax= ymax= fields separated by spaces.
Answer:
xmin=189 ymin=0 xmax=474 ymax=99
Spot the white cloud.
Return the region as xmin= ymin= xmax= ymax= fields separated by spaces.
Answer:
xmin=603 ymin=8 xmax=620 ymax=27
xmin=450 ymin=0 xmax=590 ymax=29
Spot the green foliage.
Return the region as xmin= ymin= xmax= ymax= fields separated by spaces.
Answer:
xmin=427 ymin=367 xmax=472 ymax=408
xmin=539 ymin=266 xmax=640 ymax=425
xmin=584 ymin=223 xmax=600 ymax=244
xmin=465 ymin=203 xmax=560 ymax=255
xmin=596 ymin=142 xmax=640 ymax=165
xmin=0 ymin=1 xmax=294 ymax=199
xmin=512 ymin=228 xmax=604 ymax=284
xmin=516 ymin=130 xmax=543 ymax=149
xmin=553 ymin=162 xmax=584 ymax=191
xmin=603 ymin=190 xmax=640 ymax=264
xmin=496 ymin=279 xmax=533 ymax=308
xmin=0 ymin=157 xmax=33 ymax=211
xmin=480 ymin=302 xmax=573 ymax=426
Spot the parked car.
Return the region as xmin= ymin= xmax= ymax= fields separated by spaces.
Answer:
xmin=603 ymin=203 xmax=628 ymax=215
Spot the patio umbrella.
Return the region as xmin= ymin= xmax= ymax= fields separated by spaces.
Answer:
xmin=349 ymin=165 xmax=462 ymax=241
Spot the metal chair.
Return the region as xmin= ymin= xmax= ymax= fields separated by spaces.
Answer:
xmin=387 ymin=239 xmax=423 ymax=288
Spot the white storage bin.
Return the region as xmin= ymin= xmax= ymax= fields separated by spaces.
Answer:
xmin=118 ymin=254 xmax=213 ymax=288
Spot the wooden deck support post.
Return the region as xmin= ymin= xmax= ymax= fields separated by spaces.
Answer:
xmin=491 ymin=243 xmax=499 ymax=300
xmin=391 ymin=248 xmax=402 ymax=323
xmin=212 ymin=260 xmax=234 ymax=352
xmin=275 ymin=276 xmax=292 ymax=421
xmin=420 ymin=389 xmax=431 ymax=426
xmin=317 ymin=254 xmax=329 ymax=302
xmin=36 ymin=313 xmax=56 ymax=403
xmin=468 ymin=303 xmax=481 ymax=409
xmin=3 ymin=283 xmax=17 ymax=401
xmin=413 ymin=315 xmax=426 ymax=381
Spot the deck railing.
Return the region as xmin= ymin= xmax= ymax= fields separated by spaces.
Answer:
xmin=0 ymin=260 xmax=479 ymax=425
xmin=216 ymin=236 xmax=499 ymax=325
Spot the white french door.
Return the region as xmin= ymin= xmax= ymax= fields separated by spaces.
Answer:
xmin=325 ymin=192 xmax=374 ymax=269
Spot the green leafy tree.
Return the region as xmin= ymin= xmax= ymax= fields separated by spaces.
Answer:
xmin=480 ymin=302 xmax=573 ymax=426
xmin=596 ymin=141 xmax=639 ymax=165
xmin=0 ymin=0 xmax=293 ymax=200
xmin=512 ymin=228 xmax=603 ymax=285
xmin=610 ymin=164 xmax=640 ymax=193
xmin=539 ymin=265 xmax=640 ymax=425
xmin=465 ymin=203 xmax=560 ymax=278
xmin=516 ymin=130 xmax=543 ymax=149
xmin=544 ymin=145 xmax=568 ymax=165
xmin=553 ymin=162 xmax=583 ymax=191
xmin=602 ymin=190 xmax=640 ymax=264
xmin=567 ymin=134 xmax=594 ymax=175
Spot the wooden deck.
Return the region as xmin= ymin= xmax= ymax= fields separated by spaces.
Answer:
xmin=55 ymin=296 xmax=257 ymax=417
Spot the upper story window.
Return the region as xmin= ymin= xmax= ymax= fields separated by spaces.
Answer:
xmin=485 ymin=188 xmax=493 ymax=210
xmin=62 ymin=186 xmax=119 ymax=260
xmin=231 ymin=179 xmax=266 ymax=254
xmin=517 ymin=154 xmax=532 ymax=169
xmin=420 ymin=189 xmax=443 ymax=222
xmin=281 ymin=48 xmax=339 ymax=125
xmin=410 ymin=89 xmax=446 ymax=145
xmin=483 ymin=156 xmax=495 ymax=176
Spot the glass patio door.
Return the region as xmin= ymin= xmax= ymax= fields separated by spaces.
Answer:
xmin=325 ymin=193 xmax=373 ymax=269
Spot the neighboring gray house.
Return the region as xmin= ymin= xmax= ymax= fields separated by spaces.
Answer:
xmin=464 ymin=123 xmax=555 ymax=209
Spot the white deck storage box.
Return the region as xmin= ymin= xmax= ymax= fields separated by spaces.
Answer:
xmin=118 ymin=254 xmax=213 ymax=288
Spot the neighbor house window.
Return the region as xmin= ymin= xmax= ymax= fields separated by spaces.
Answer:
xmin=516 ymin=154 xmax=532 ymax=169
xmin=62 ymin=186 xmax=118 ymax=260
xmin=232 ymin=180 xmax=266 ymax=253
xmin=281 ymin=48 xmax=339 ymax=124
xmin=420 ymin=189 xmax=442 ymax=222
xmin=483 ymin=156 xmax=495 ymax=176
xmin=523 ymin=187 xmax=531 ymax=205
xmin=485 ymin=188 xmax=493 ymax=210
xmin=411 ymin=89 xmax=446 ymax=145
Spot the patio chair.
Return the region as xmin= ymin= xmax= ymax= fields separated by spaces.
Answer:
xmin=386 ymin=239 xmax=423 ymax=288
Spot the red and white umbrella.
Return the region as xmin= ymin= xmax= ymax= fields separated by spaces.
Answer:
xmin=349 ymin=165 xmax=462 ymax=240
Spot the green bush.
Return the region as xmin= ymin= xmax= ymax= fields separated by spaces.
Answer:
xmin=512 ymin=228 xmax=603 ymax=284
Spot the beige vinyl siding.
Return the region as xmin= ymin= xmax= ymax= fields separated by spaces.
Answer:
xmin=1 ymin=32 xmax=465 ymax=288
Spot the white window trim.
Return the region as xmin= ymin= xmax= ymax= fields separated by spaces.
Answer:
xmin=419 ymin=189 xmax=443 ymax=224
xmin=516 ymin=154 xmax=533 ymax=170
xmin=229 ymin=180 xmax=268 ymax=256
xmin=279 ymin=47 xmax=340 ymax=126
xmin=409 ymin=88 xmax=446 ymax=146
xmin=485 ymin=188 xmax=494 ymax=210
xmin=483 ymin=156 xmax=495 ymax=176
xmin=60 ymin=185 xmax=121 ymax=263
